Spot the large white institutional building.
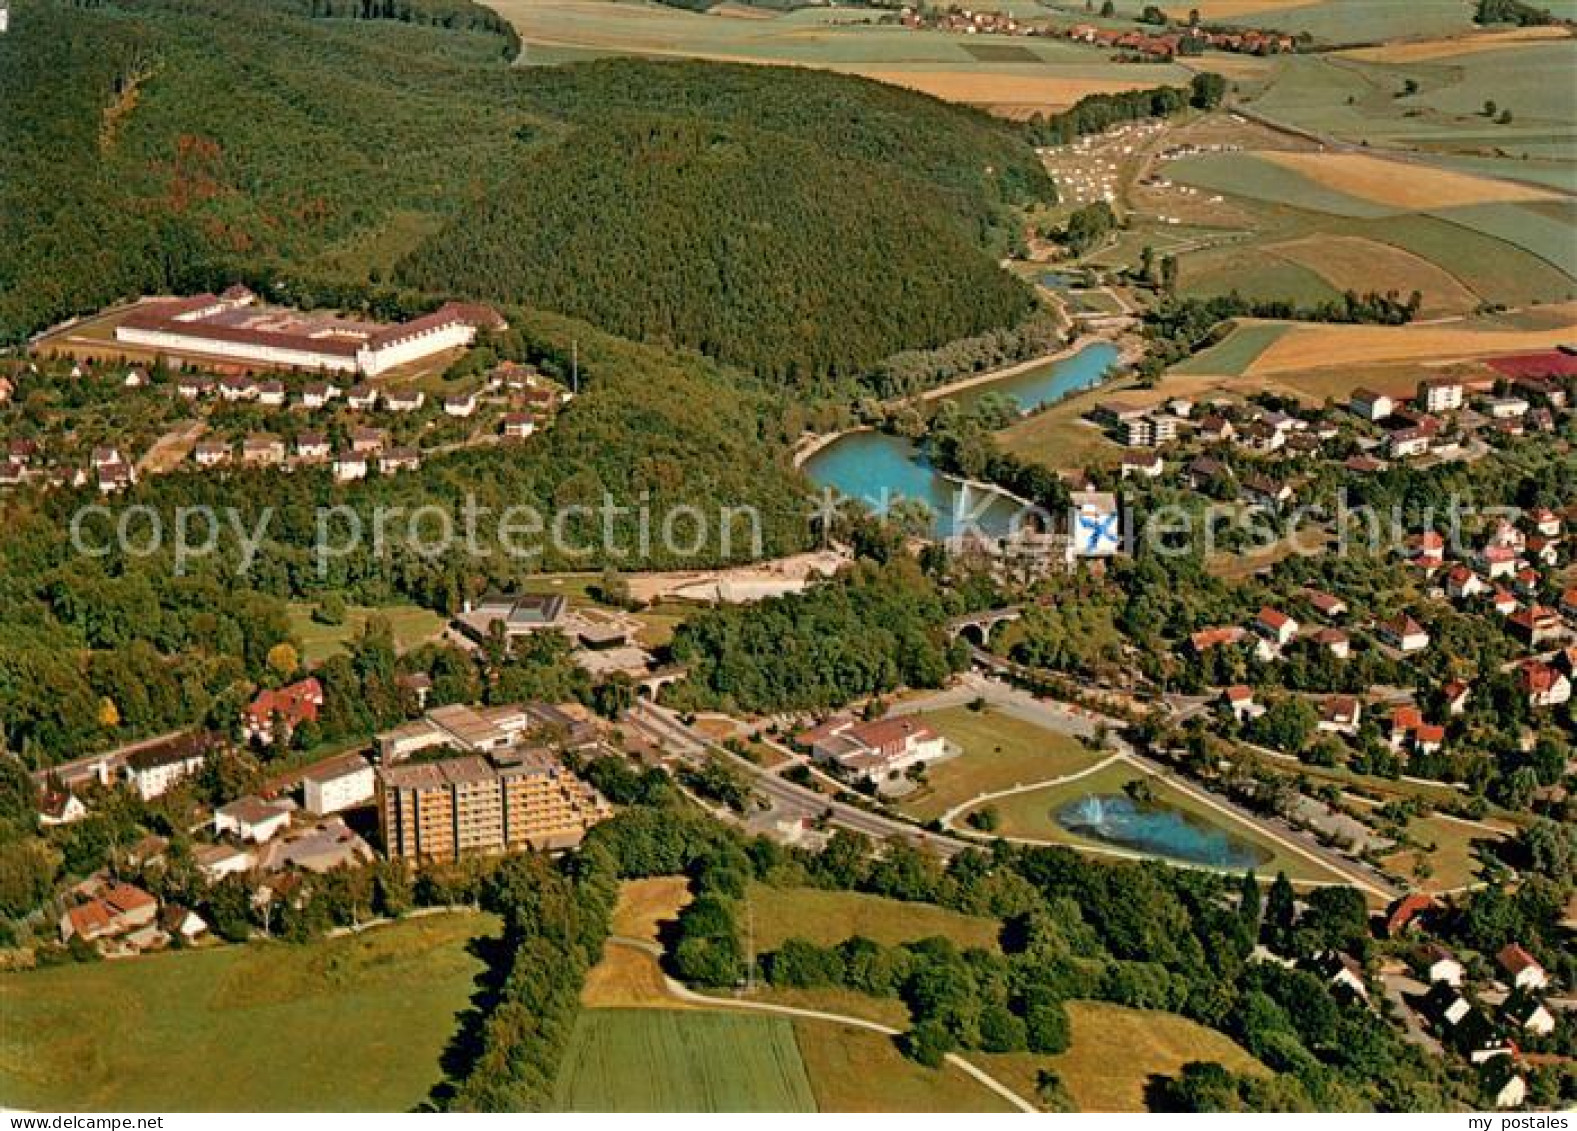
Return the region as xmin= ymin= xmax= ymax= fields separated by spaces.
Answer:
xmin=114 ymin=285 xmax=504 ymax=376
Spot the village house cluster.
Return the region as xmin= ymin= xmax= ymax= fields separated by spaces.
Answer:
xmin=895 ymin=5 xmax=1298 ymax=58
xmin=39 ymin=679 xmax=616 ymax=956
xmin=1 ymin=341 xmax=569 ymax=496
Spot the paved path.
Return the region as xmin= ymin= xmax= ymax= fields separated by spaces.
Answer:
xmin=607 ymin=937 xmax=1037 ymax=1113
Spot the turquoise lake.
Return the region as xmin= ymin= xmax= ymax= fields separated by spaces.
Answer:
xmin=803 ymin=341 xmax=1119 ymax=538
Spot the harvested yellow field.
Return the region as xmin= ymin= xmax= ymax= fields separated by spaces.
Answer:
xmin=1261 ymin=151 xmax=1561 ymax=210
xmin=1266 ymin=235 xmax=1481 ymax=316
xmin=856 ymin=71 xmax=1160 ymax=113
xmin=581 ymin=943 xmax=694 ymax=1010
xmin=1245 ymin=306 xmax=1577 ymax=375
xmin=1342 ymin=26 xmax=1570 ymax=64
xmin=610 ymin=877 xmax=693 ymax=943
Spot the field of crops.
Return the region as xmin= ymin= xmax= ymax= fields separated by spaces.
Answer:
xmin=496 ymin=0 xmax=1188 ymax=112
xmin=553 ymin=1009 xmax=818 ymax=1111
xmin=1168 ymin=322 xmax=1291 ymax=376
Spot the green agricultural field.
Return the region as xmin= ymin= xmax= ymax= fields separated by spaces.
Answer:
xmin=553 ymin=1009 xmax=817 ymax=1112
xmin=1430 ymin=200 xmax=1577 ymax=283
xmin=1180 ymin=248 xmax=1342 ymax=308
xmin=1212 ymin=0 xmax=1473 ymax=44
xmin=897 ymin=705 xmax=1102 ymax=822
xmin=747 ymin=883 xmax=1002 ymax=952
xmin=1341 ymin=211 xmax=1576 ymax=305
xmin=1167 ymin=153 xmax=1390 ymax=219
xmin=0 ymin=913 xmax=495 ymax=1112
xmin=1170 ymin=322 xmax=1290 ymax=376
xmin=286 ymin=602 xmax=446 ymax=663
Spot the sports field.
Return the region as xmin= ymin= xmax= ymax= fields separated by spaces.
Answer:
xmin=0 ymin=913 xmax=494 ymax=1112
xmin=896 ymin=705 xmax=1102 ymax=823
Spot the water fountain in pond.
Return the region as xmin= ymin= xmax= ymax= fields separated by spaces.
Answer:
xmin=1056 ymin=793 xmax=1271 ymax=870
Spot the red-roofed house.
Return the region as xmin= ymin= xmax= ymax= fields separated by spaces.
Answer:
xmin=1383 ymin=892 xmax=1439 ymax=938
xmin=1497 ymin=944 xmax=1548 ymax=991
xmin=1378 ymin=614 xmax=1430 ymax=654
xmin=58 ymin=883 xmax=158 ymax=944
xmin=1519 ymin=661 xmax=1571 ymax=710
xmin=1509 ymin=605 xmax=1565 ymax=648
xmin=1255 ymin=607 xmax=1299 ymax=650
xmin=242 ymin=677 xmax=324 ymax=744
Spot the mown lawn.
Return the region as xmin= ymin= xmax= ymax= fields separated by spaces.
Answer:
xmin=1381 ymin=813 xmax=1512 ymax=893
xmin=287 ymin=602 xmax=445 ymax=663
xmin=748 ymin=883 xmax=1001 ymax=952
xmin=897 ymin=706 xmax=1101 ymax=823
xmin=0 ymin=912 xmax=495 ymax=1112
xmin=794 ymin=1019 xmax=1014 ymax=1112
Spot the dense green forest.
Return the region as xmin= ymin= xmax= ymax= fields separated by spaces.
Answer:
xmin=0 ymin=308 xmax=812 ymax=764
xmin=396 ymin=115 xmax=1037 ymax=383
xmin=1 ymin=0 xmax=1052 ymax=383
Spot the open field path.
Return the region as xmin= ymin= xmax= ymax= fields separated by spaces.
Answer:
xmin=603 ymin=936 xmax=1038 ymax=1113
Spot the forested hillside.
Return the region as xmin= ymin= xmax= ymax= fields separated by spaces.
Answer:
xmin=1 ymin=0 xmax=1052 ymax=383
xmin=396 ymin=116 xmax=1038 ymax=382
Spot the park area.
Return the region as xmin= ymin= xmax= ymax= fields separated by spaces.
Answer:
xmin=0 ymin=912 xmax=494 ymax=1111
xmin=286 ymin=602 xmax=445 ymax=664
xmin=896 ymin=705 xmax=1103 ymax=823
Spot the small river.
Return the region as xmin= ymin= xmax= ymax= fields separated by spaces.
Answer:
xmin=803 ymin=342 xmax=1120 ymax=538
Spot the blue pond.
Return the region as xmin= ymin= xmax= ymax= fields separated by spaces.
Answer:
xmin=802 ymin=431 xmax=1023 ymax=539
xmin=803 ymin=342 xmax=1120 ymax=539
xmin=1056 ymin=794 xmax=1271 ymax=870
xmin=947 ymin=341 xmax=1120 ymax=414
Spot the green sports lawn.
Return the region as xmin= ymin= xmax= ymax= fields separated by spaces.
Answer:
xmin=897 ymin=704 xmax=1102 ymax=822
xmin=0 ymin=912 xmax=495 ymax=1112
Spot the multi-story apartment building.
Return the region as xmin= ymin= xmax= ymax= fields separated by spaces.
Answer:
xmin=375 ymin=704 xmax=611 ymax=864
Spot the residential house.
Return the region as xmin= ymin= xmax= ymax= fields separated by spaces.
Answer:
xmin=1189 ymin=626 xmax=1245 ymax=654
xmin=1497 ymin=943 xmax=1549 ymax=991
xmin=194 ymin=440 xmax=230 ymax=467
xmin=295 ymin=432 xmax=330 ymax=462
xmin=383 ymin=390 xmax=424 ymax=413
xmin=1196 ymin=414 xmax=1235 ymax=444
xmin=1478 ymin=543 xmax=1519 ymax=580
xmin=1255 ymin=607 xmax=1299 ymax=650
xmin=1303 ymin=589 xmax=1348 ymax=620
xmin=194 ymin=842 xmax=253 ymax=882
xmin=1445 ymin=565 xmax=1487 ymax=601
xmin=214 ymin=796 xmax=294 ymax=844
xmin=1119 ymin=451 xmax=1164 ymax=479
xmin=1317 ymin=696 xmax=1362 ymax=736
xmin=1314 ymin=951 xmax=1369 ymax=1003
xmin=242 ymin=677 xmax=324 ymax=744
xmin=350 ymin=427 xmax=387 ymax=454
xmin=58 ymin=883 xmax=158 ymax=944
xmin=1378 ymin=614 xmax=1430 ymax=654
xmin=1422 ymin=944 xmax=1464 ymax=987
xmin=1349 ymin=388 xmax=1394 ymax=422
xmin=256 ymin=380 xmax=286 ymax=408
xmin=1223 ymin=684 xmax=1263 ymax=722
xmin=346 ymin=384 xmax=377 ymax=410
xmin=241 ymin=434 xmax=286 ymax=466
xmin=501 ymin=413 xmax=537 ymax=440
xmin=161 ymin=905 xmax=208 ymax=943
xmin=1185 ymin=455 xmax=1230 ymax=491
xmin=302 ymin=753 xmax=375 ymax=816
xmin=1241 ymin=474 xmax=1293 ymax=509
xmin=443 ymin=392 xmax=478 ymax=418
xmin=1502 ymin=992 xmax=1555 ymax=1037
xmin=1485 ymin=395 xmax=1529 ymax=420
xmin=1385 ymin=892 xmax=1440 ymax=937
xmin=379 ymin=446 xmax=421 ymax=474
xmin=124 ymin=733 xmax=214 ymax=800
xmin=96 ymin=461 xmax=134 ymax=495
xmin=333 ymin=452 xmax=369 ymax=482
xmin=1442 ymin=679 xmax=1471 ymax=716
xmin=176 ymin=375 xmax=214 ymax=399
xmin=1418 ymin=377 xmax=1463 ymax=413
xmin=1491 ymin=588 xmax=1518 ymax=616
xmin=39 ymin=789 xmax=88 ymax=827
xmin=1312 ymin=627 xmax=1351 ymax=660
xmin=300 ymin=382 xmax=337 ymax=410
xmin=1518 ymin=660 xmax=1571 ymax=710
xmin=1387 ymin=426 xmax=1431 ymax=459
xmin=218 ymin=376 xmax=258 ymax=402
xmin=1235 ymin=420 xmax=1285 ymax=454
xmin=1510 ymin=605 xmax=1565 ymax=647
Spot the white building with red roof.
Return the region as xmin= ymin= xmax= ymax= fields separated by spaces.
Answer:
xmin=796 ymin=715 xmax=950 ymax=783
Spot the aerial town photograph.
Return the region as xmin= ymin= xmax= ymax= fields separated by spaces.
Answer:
xmin=0 ymin=0 xmax=1574 ymax=1118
